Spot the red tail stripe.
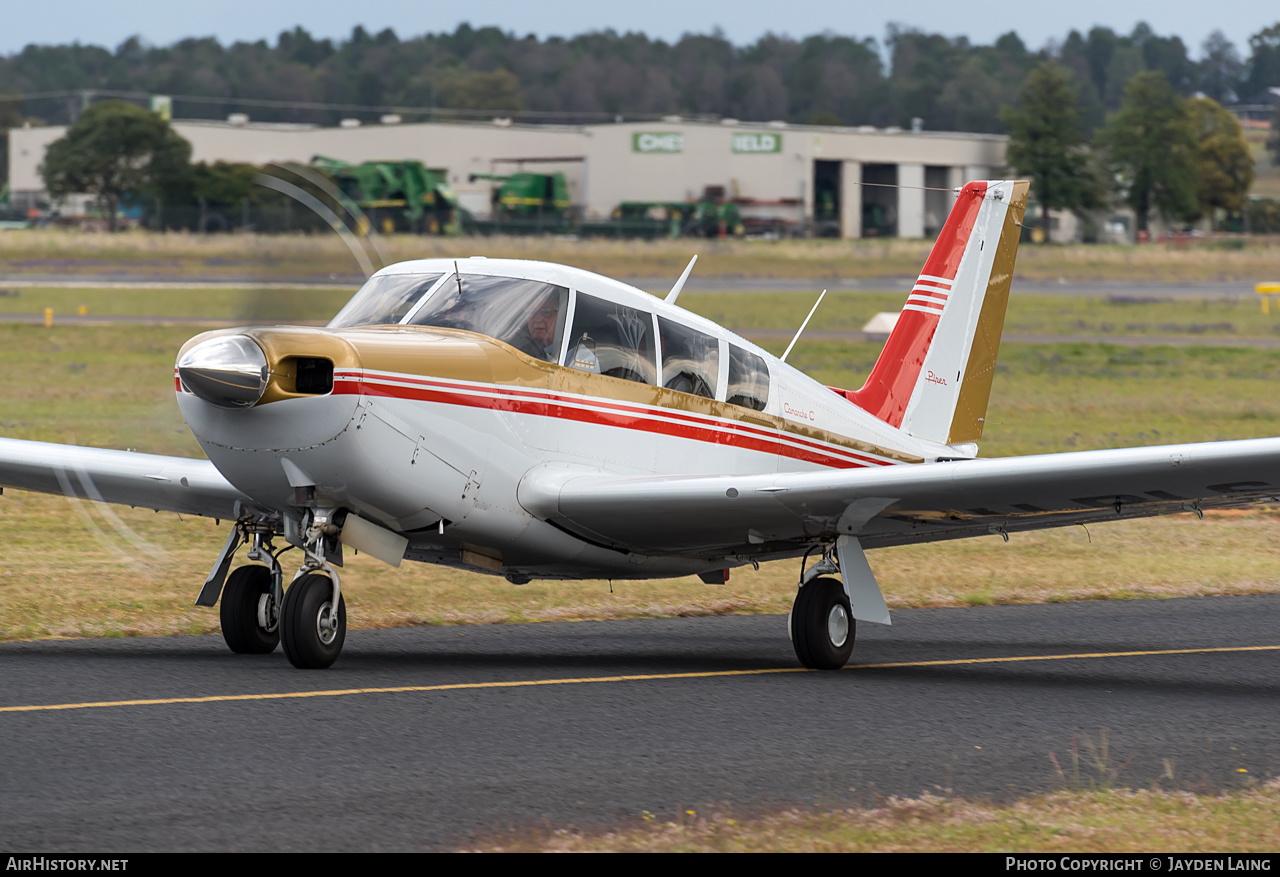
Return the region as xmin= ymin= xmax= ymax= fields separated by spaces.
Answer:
xmin=845 ymin=182 xmax=987 ymax=426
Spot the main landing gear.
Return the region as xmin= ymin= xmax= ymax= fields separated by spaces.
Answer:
xmin=790 ymin=576 xmax=854 ymax=669
xmin=201 ymin=519 xmax=348 ymax=670
xmin=789 ymin=544 xmax=871 ymax=670
xmin=219 ymin=565 xmax=279 ymax=654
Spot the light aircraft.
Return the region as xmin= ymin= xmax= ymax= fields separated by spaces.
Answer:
xmin=3 ymin=179 xmax=1279 ymax=670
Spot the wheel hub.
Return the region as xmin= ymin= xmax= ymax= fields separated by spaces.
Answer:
xmin=316 ymin=602 xmax=338 ymax=645
xmin=257 ymin=593 xmax=279 ymax=633
xmin=827 ymin=603 xmax=850 ymax=648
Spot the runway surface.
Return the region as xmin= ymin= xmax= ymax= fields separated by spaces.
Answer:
xmin=2 ymin=595 xmax=1279 ymax=851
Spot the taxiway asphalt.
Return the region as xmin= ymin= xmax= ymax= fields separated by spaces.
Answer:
xmin=2 ymin=595 xmax=1279 ymax=851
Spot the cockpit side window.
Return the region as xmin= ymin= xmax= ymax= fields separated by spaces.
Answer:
xmin=404 ymin=274 xmax=569 ymax=363
xmin=565 ymin=292 xmax=657 ymax=385
xmin=726 ymin=345 xmax=770 ymax=411
xmin=328 ymin=273 xmax=443 ymax=328
xmin=658 ymin=317 xmax=719 ymax=399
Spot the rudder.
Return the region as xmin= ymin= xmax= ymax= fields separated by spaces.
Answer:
xmin=846 ymin=180 xmax=1028 ymax=446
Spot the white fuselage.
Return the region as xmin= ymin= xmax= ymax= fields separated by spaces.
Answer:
xmin=176 ymin=259 xmax=962 ymax=581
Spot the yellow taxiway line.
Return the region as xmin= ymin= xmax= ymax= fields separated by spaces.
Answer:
xmin=3 ymin=644 xmax=1278 ymax=715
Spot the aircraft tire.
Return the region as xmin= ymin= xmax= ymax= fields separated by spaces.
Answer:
xmin=219 ymin=565 xmax=279 ymax=655
xmin=791 ymin=576 xmax=855 ymax=670
xmin=280 ymin=573 xmax=346 ymax=669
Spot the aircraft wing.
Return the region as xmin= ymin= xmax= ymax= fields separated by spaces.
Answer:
xmin=0 ymin=438 xmax=250 ymax=519
xmin=519 ymin=438 xmax=1280 ymax=556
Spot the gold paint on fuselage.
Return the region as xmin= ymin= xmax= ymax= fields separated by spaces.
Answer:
xmin=947 ymin=180 xmax=1029 ymax=445
xmin=179 ymin=324 xmax=923 ymax=465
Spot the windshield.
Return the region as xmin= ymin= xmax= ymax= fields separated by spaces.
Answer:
xmin=328 ymin=273 xmax=443 ymax=328
xmin=405 ymin=274 xmax=569 ymax=362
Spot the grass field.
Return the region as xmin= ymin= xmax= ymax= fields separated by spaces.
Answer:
xmin=10 ymin=285 xmax=1280 ymax=343
xmin=688 ymin=290 xmax=1280 ymax=340
xmin=1 ymin=227 xmax=1279 ymax=283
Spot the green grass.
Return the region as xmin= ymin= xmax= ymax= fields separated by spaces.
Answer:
xmin=681 ymin=289 xmax=1280 ymax=339
xmin=11 ymin=287 xmax=1280 ymax=344
xmin=0 ymin=285 xmax=353 ymax=323
xmin=0 ymin=323 xmax=203 ymax=455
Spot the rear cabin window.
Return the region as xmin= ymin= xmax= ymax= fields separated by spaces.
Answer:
xmin=565 ymin=292 xmax=657 ymax=385
xmin=328 ymin=273 xmax=443 ymax=328
xmin=726 ymin=345 xmax=770 ymax=411
xmin=658 ymin=316 xmax=719 ymax=399
xmin=404 ymin=274 xmax=569 ymax=363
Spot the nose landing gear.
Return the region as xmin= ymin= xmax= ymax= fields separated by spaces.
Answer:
xmin=205 ymin=517 xmax=348 ymax=669
xmin=280 ymin=572 xmax=346 ymax=670
xmin=277 ymin=513 xmax=348 ymax=669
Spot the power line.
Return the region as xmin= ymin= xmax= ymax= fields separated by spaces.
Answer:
xmin=0 ymin=88 xmax=707 ymax=124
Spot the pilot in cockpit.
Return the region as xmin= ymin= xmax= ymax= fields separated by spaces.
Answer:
xmin=524 ymin=294 xmax=561 ymax=361
xmin=520 ymin=292 xmax=599 ymax=372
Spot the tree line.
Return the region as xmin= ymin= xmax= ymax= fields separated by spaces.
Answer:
xmin=1002 ymin=65 xmax=1263 ymax=238
xmin=0 ymin=21 xmax=1277 ymax=131
xmin=38 ymin=101 xmax=334 ymax=233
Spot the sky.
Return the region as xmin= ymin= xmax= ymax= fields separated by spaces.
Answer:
xmin=3 ymin=0 xmax=1276 ymax=59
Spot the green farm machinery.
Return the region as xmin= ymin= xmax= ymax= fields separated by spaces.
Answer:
xmin=610 ymin=197 xmax=744 ymax=239
xmin=466 ymin=172 xmax=574 ymax=232
xmin=311 ymin=155 xmax=460 ymax=235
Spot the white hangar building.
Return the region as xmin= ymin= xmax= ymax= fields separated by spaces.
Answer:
xmin=8 ymin=116 xmax=1007 ymax=239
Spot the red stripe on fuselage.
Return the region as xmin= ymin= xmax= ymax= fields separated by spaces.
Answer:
xmin=332 ymin=370 xmax=894 ymax=471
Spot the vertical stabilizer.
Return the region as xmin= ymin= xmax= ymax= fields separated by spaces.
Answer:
xmin=846 ymin=180 xmax=1028 ymax=445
